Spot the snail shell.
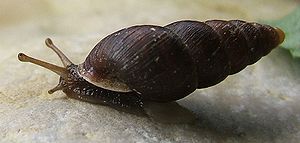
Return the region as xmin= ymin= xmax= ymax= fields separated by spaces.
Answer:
xmin=18 ymin=20 xmax=285 ymax=109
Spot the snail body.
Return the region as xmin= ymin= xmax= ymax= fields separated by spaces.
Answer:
xmin=18 ymin=20 xmax=285 ymax=109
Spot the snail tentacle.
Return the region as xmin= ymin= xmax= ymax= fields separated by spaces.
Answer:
xmin=45 ymin=38 xmax=73 ymax=67
xmin=18 ymin=53 xmax=68 ymax=78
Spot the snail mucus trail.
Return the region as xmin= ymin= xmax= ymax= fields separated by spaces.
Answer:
xmin=18 ymin=20 xmax=285 ymax=110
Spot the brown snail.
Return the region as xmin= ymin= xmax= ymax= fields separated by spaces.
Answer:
xmin=18 ymin=20 xmax=285 ymax=110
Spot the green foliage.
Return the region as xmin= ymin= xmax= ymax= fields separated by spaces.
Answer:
xmin=267 ymin=7 xmax=300 ymax=58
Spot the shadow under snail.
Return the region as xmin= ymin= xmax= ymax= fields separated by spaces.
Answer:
xmin=18 ymin=20 xmax=285 ymax=110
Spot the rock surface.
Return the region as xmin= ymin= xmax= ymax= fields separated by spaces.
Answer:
xmin=0 ymin=0 xmax=300 ymax=142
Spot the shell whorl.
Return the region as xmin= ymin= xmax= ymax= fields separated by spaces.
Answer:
xmin=79 ymin=25 xmax=197 ymax=102
xmin=165 ymin=20 xmax=283 ymax=88
xmin=79 ymin=20 xmax=284 ymax=102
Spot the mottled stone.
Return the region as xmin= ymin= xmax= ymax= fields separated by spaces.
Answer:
xmin=0 ymin=0 xmax=299 ymax=142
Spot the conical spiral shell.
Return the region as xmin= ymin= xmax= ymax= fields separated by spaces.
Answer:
xmin=79 ymin=20 xmax=284 ymax=102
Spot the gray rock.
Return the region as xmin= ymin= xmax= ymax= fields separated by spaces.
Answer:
xmin=0 ymin=0 xmax=300 ymax=142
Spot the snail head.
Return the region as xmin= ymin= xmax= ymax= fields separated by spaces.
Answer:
xmin=18 ymin=38 xmax=76 ymax=94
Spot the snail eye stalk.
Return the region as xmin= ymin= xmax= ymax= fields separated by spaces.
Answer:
xmin=18 ymin=53 xmax=68 ymax=78
xmin=45 ymin=38 xmax=73 ymax=67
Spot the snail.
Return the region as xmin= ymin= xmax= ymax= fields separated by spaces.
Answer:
xmin=18 ymin=20 xmax=285 ymax=110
